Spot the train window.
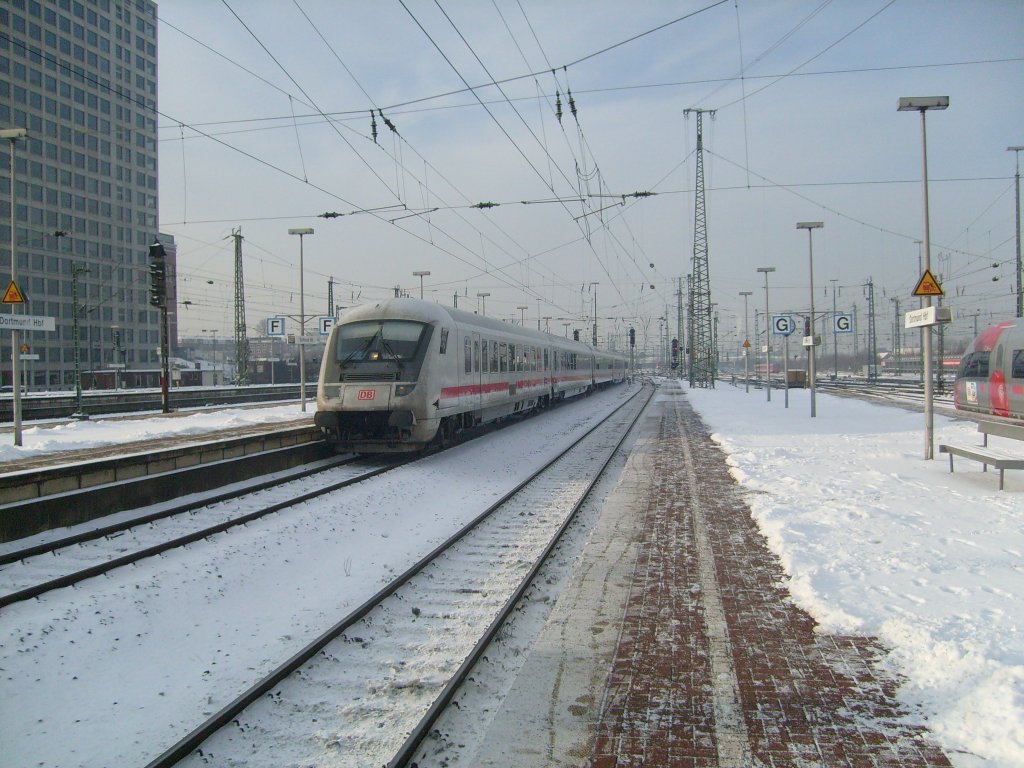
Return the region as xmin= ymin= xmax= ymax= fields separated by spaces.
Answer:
xmin=499 ymin=342 xmax=508 ymax=372
xmin=439 ymin=328 xmax=449 ymax=354
xmin=491 ymin=340 xmax=499 ymax=372
xmin=543 ymin=348 xmax=549 ymax=371
xmin=509 ymin=344 xmax=517 ymax=372
xmin=464 ymin=336 xmax=472 ymax=374
xmin=957 ymin=351 xmax=989 ymax=379
xmin=482 ymin=340 xmax=489 ymax=373
xmin=473 ymin=339 xmax=480 ymax=373
xmin=1013 ymin=350 xmax=1024 ymax=379
xmin=336 ymin=320 xmax=427 ymax=363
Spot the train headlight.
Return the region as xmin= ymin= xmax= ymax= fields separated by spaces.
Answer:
xmin=394 ymin=383 xmax=416 ymax=397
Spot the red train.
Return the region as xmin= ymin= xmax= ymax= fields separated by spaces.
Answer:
xmin=953 ymin=320 xmax=1024 ymax=419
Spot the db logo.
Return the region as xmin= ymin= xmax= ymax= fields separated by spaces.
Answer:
xmin=357 ymin=389 xmax=376 ymax=401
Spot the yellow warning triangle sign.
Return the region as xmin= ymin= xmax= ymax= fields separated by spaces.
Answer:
xmin=2 ymin=280 xmax=26 ymax=304
xmin=912 ymin=269 xmax=944 ymax=297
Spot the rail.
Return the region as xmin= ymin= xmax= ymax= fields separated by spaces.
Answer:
xmin=141 ymin=385 xmax=652 ymax=768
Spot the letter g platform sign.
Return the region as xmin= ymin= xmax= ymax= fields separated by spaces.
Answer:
xmin=771 ymin=315 xmax=795 ymax=336
xmin=834 ymin=313 xmax=853 ymax=333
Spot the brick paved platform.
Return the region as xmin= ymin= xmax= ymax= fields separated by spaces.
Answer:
xmin=588 ymin=387 xmax=951 ymax=767
xmin=473 ymin=384 xmax=952 ymax=767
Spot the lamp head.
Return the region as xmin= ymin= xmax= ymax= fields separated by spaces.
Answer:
xmin=897 ymin=96 xmax=949 ymax=111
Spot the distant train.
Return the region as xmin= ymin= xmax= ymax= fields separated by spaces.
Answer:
xmin=315 ymin=298 xmax=628 ymax=452
xmin=953 ymin=319 xmax=1024 ymax=420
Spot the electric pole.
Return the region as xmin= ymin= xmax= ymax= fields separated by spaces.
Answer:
xmin=1009 ymin=146 xmax=1023 ymax=317
xmin=232 ymin=228 xmax=249 ymax=385
xmin=685 ymin=108 xmax=715 ymax=387
xmin=866 ymin=278 xmax=877 ymax=380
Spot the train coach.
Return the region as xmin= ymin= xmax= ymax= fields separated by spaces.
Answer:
xmin=315 ymin=298 xmax=628 ymax=452
xmin=953 ymin=319 xmax=1024 ymax=420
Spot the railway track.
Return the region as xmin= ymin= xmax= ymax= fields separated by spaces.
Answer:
xmin=142 ymin=385 xmax=653 ymax=768
xmin=0 ymin=454 xmax=404 ymax=608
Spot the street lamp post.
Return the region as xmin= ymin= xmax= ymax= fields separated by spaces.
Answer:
xmin=3 ymin=128 xmax=27 ymax=445
xmin=899 ymin=95 xmax=948 ymax=459
xmin=477 ymin=292 xmax=490 ymax=316
xmin=288 ymin=227 xmax=314 ymax=411
xmin=830 ymin=278 xmax=839 ymax=378
xmin=796 ymin=222 xmax=824 ymax=417
xmin=739 ymin=291 xmax=752 ymax=393
xmin=72 ymin=265 xmax=90 ymax=419
xmin=517 ymin=305 xmax=528 ymax=326
xmin=757 ymin=267 xmax=776 ymax=402
xmin=413 ymin=270 xmax=430 ymax=300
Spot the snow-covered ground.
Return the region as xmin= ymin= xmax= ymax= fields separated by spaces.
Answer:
xmin=0 ymin=402 xmax=311 ymax=463
xmin=685 ymin=382 xmax=1023 ymax=768
xmin=1 ymin=385 xmax=1021 ymax=766
xmin=0 ymin=390 xmax=633 ymax=768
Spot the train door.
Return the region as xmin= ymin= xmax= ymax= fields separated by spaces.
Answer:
xmin=472 ymin=331 xmax=482 ymax=411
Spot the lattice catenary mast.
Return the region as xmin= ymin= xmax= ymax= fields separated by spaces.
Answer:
xmin=685 ymin=108 xmax=715 ymax=388
xmin=232 ymin=227 xmax=249 ymax=385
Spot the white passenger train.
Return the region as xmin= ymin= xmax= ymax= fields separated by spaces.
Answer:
xmin=315 ymin=298 xmax=628 ymax=452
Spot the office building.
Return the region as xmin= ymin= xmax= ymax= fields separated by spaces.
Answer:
xmin=1 ymin=0 xmax=164 ymax=390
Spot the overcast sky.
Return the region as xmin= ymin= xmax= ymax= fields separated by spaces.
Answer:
xmin=155 ymin=0 xmax=1023 ymax=353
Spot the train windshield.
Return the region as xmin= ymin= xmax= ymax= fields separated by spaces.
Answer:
xmin=956 ymin=351 xmax=990 ymax=379
xmin=336 ymin=320 xmax=427 ymax=364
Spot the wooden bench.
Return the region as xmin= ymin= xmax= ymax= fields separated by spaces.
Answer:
xmin=939 ymin=420 xmax=1024 ymax=490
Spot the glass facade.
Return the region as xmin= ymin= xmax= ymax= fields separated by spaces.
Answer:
xmin=0 ymin=0 xmax=161 ymax=390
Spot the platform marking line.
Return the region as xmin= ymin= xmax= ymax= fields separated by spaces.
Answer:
xmin=675 ymin=406 xmax=756 ymax=768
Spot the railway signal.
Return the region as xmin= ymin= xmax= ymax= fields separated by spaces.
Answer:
xmin=149 ymin=241 xmax=171 ymax=413
xmin=148 ymin=242 xmax=167 ymax=307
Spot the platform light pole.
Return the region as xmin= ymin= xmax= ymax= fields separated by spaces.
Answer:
xmin=899 ymin=96 xmax=948 ymax=459
xmin=517 ymin=305 xmax=528 ymax=326
xmin=757 ymin=267 xmax=776 ymax=402
xmin=288 ymin=227 xmax=313 ymax=412
xmin=3 ymin=128 xmax=27 ymax=445
xmin=1009 ymin=146 xmax=1023 ymax=318
xmin=739 ymin=291 xmax=752 ymax=392
xmin=412 ymin=270 xmax=430 ymax=300
xmin=476 ymin=292 xmax=490 ymax=316
xmin=797 ymin=222 xmax=823 ymax=417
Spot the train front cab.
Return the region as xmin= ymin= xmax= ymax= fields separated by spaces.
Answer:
xmin=954 ymin=320 xmax=1024 ymax=419
xmin=315 ymin=317 xmax=441 ymax=451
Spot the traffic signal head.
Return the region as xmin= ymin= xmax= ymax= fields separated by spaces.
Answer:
xmin=629 ymin=327 xmax=635 ymax=347
xmin=573 ymin=329 xmax=580 ymax=341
